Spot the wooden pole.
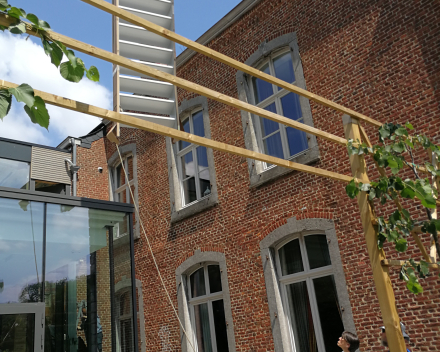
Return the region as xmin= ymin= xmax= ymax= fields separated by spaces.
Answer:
xmin=0 ymin=79 xmax=353 ymax=184
xmin=0 ymin=14 xmax=347 ymax=147
xmin=343 ymin=115 xmax=406 ymax=352
xmin=81 ymin=0 xmax=383 ymax=129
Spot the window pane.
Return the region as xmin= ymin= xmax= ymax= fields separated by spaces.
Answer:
xmin=190 ymin=267 xmax=206 ymax=298
xmin=263 ymin=132 xmax=284 ymax=159
xmin=181 ymin=152 xmax=195 ymax=179
xmin=252 ymin=63 xmax=272 ymax=103
xmin=196 ymin=147 xmax=209 ymax=170
xmin=286 ymin=281 xmax=318 ymax=352
xmin=305 ymin=235 xmax=332 ymax=269
xmin=259 ymin=103 xmax=278 ymax=137
xmin=199 ymin=170 xmax=211 ymax=198
xmin=313 ymin=276 xmax=344 ymax=352
xmin=0 ymin=313 xmax=35 ymax=352
xmin=183 ymin=178 xmax=197 ymax=204
xmin=286 ymin=127 xmax=308 ymax=157
xmin=0 ymin=198 xmax=44 ymax=303
xmin=208 ymin=265 xmax=222 ymax=293
xmin=193 ymin=110 xmax=205 ymax=137
xmin=273 ymin=52 xmax=295 ymax=87
xmin=0 ymin=158 xmax=30 ymax=189
xmin=179 ymin=118 xmax=191 ymax=150
xmin=212 ymin=300 xmax=229 ymax=352
xmin=281 ymin=93 xmax=302 ymax=121
xmin=193 ymin=303 xmax=212 ymax=352
xmin=279 ymin=238 xmax=304 ymax=276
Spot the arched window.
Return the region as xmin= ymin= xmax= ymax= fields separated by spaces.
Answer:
xmin=275 ymin=234 xmax=344 ymax=352
xmin=116 ymin=291 xmax=134 ymax=352
xmin=187 ymin=264 xmax=229 ymax=352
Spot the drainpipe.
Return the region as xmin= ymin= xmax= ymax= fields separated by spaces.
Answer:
xmin=71 ymin=137 xmax=78 ymax=196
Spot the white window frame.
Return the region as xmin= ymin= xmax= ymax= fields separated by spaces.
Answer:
xmin=187 ymin=263 xmax=226 ymax=352
xmin=275 ymin=232 xmax=338 ymax=352
xmin=249 ymin=48 xmax=308 ymax=170
xmin=177 ymin=108 xmax=211 ymax=207
xmin=111 ymin=153 xmax=135 ymax=204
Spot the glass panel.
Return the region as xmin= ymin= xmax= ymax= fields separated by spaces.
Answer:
xmin=35 ymin=180 xmax=66 ymax=194
xmin=212 ymin=300 xmax=229 ymax=352
xmin=0 ymin=198 xmax=44 ymax=304
xmin=196 ymin=147 xmax=209 ymax=170
xmin=208 ymin=265 xmax=222 ymax=294
xmin=252 ymin=63 xmax=272 ymax=103
xmin=305 ymin=235 xmax=332 ymax=269
xmin=286 ymin=281 xmax=318 ymax=352
xmin=193 ymin=303 xmax=212 ymax=352
xmin=45 ymin=205 xmax=127 ymax=352
xmin=179 ymin=118 xmax=191 ymax=150
xmin=313 ymin=276 xmax=344 ymax=352
xmin=263 ymin=133 xmax=284 ymax=159
xmin=181 ymin=152 xmax=195 ymax=179
xmin=190 ymin=268 xmax=206 ymax=298
xmin=259 ymin=103 xmax=279 ymax=137
xmin=199 ymin=170 xmax=211 ymax=198
xmin=286 ymin=127 xmax=308 ymax=157
xmin=273 ymin=52 xmax=295 ymax=87
xmin=0 ymin=158 xmax=30 ymax=189
xmin=281 ymin=93 xmax=302 ymax=121
xmin=183 ymin=178 xmax=197 ymax=204
xmin=279 ymin=238 xmax=304 ymax=276
xmin=0 ymin=313 xmax=35 ymax=352
xmin=193 ymin=111 xmax=205 ymax=137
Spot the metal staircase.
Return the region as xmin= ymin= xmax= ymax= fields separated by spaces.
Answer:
xmin=113 ymin=0 xmax=177 ymax=128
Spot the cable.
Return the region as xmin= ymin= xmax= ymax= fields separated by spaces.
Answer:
xmin=116 ymin=145 xmax=196 ymax=352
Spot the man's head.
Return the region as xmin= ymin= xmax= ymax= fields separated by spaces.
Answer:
xmin=338 ymin=331 xmax=360 ymax=352
xmin=380 ymin=322 xmax=409 ymax=347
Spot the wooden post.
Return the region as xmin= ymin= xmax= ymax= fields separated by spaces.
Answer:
xmin=343 ymin=115 xmax=407 ymax=352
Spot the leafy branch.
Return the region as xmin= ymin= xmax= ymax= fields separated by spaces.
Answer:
xmin=0 ymin=0 xmax=100 ymax=129
xmin=346 ymin=122 xmax=440 ymax=293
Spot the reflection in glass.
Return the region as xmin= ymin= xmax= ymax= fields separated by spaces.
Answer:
xmin=183 ymin=178 xmax=197 ymax=204
xmin=193 ymin=303 xmax=212 ymax=352
xmin=212 ymin=300 xmax=229 ymax=352
xmin=281 ymin=93 xmax=302 ymax=121
xmin=252 ymin=63 xmax=272 ymax=103
xmin=313 ymin=276 xmax=344 ymax=352
xmin=190 ymin=268 xmax=206 ymax=298
xmin=199 ymin=170 xmax=211 ymax=198
xmin=208 ymin=265 xmax=222 ymax=294
xmin=181 ymin=152 xmax=195 ymax=179
xmin=279 ymin=239 xmax=304 ymax=276
xmin=273 ymin=52 xmax=295 ymax=88
xmin=0 ymin=198 xmax=44 ymax=304
xmin=286 ymin=281 xmax=318 ymax=352
xmin=0 ymin=313 xmax=35 ymax=352
xmin=179 ymin=118 xmax=191 ymax=150
xmin=260 ymin=103 xmax=279 ymax=137
xmin=0 ymin=158 xmax=30 ymax=190
xmin=263 ymin=133 xmax=284 ymax=159
xmin=193 ymin=111 xmax=205 ymax=137
xmin=196 ymin=147 xmax=209 ymax=169
xmin=305 ymin=235 xmax=331 ymax=269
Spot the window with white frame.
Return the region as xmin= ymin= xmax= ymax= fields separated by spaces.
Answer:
xmin=187 ymin=263 xmax=229 ymax=352
xmin=111 ymin=154 xmax=134 ymax=204
xmin=177 ymin=109 xmax=211 ymax=206
xmin=275 ymin=234 xmax=344 ymax=352
xmin=250 ymin=49 xmax=309 ymax=167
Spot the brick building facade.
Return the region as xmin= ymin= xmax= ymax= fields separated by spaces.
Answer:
xmin=75 ymin=0 xmax=440 ymax=351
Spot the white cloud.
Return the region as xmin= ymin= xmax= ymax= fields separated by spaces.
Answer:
xmin=0 ymin=32 xmax=111 ymax=146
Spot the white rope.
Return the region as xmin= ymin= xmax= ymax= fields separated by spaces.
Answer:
xmin=116 ymin=145 xmax=195 ymax=352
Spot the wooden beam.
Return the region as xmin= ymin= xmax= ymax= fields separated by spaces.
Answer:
xmin=381 ymin=259 xmax=439 ymax=271
xmin=0 ymin=14 xmax=347 ymax=147
xmin=343 ymin=115 xmax=406 ymax=352
xmin=82 ymin=0 xmax=383 ymax=129
xmin=0 ymin=79 xmax=354 ymax=184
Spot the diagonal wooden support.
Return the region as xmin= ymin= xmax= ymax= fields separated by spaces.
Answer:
xmin=0 ymin=13 xmax=347 ymax=147
xmin=0 ymin=79 xmax=354 ymax=184
xmin=343 ymin=115 xmax=406 ymax=352
xmin=82 ymin=0 xmax=383 ymax=128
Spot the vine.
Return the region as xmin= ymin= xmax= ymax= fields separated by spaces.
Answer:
xmin=0 ymin=0 xmax=99 ymax=129
xmin=346 ymin=122 xmax=440 ymax=293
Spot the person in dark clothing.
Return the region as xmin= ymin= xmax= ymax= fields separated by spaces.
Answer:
xmin=337 ymin=331 xmax=360 ymax=352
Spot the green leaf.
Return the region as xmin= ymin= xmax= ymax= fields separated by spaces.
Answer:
xmin=406 ymin=281 xmax=423 ymax=294
xmin=368 ymin=188 xmax=376 ymax=201
xmin=405 ymin=122 xmax=414 ymax=130
xmin=0 ymin=89 xmax=12 ymax=120
xmin=416 ymin=194 xmax=437 ymax=209
xmin=395 ymin=127 xmax=408 ymax=136
xmin=86 ymin=66 xmax=100 ymax=82
xmin=395 ymin=238 xmax=408 ymax=252
xmin=387 ymin=156 xmax=399 ymax=169
xmin=379 ymin=125 xmax=391 ymax=141
xmin=377 ymin=232 xmax=386 ymax=249
xmin=38 ymin=20 xmax=50 ymax=30
xmin=0 ymin=0 xmax=9 ymax=11
xmin=8 ymin=83 xmax=35 ymax=108
xmin=345 ymin=179 xmax=359 ymax=199
xmin=392 ymin=142 xmax=405 ymax=153
xmin=8 ymin=20 xmax=26 ymax=34
xmin=419 ymin=261 xmax=429 ymax=277
xmin=49 ymin=42 xmax=63 ymax=67
xmin=7 ymin=7 xmax=25 ymax=19
xmin=400 ymin=186 xmax=415 ymax=199
xmin=26 ymin=13 xmax=39 ymax=26
xmin=24 ymin=96 xmax=49 ymax=129
xmin=401 ymin=208 xmax=411 ymax=220
xmin=0 ymin=25 xmax=7 ymax=31
xmin=60 ymin=58 xmax=85 ymax=83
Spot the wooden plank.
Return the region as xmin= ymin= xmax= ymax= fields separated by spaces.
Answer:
xmin=0 ymin=79 xmax=354 ymax=184
xmin=82 ymin=0 xmax=383 ymax=129
xmin=382 ymin=259 xmax=439 ymax=270
xmin=343 ymin=115 xmax=406 ymax=352
xmin=0 ymin=14 xmax=347 ymax=147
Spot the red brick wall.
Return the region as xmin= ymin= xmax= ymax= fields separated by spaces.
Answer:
xmin=78 ymin=0 xmax=440 ymax=351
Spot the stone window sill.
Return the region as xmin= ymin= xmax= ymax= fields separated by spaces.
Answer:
xmin=171 ymin=193 xmax=218 ymax=223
